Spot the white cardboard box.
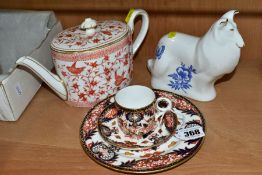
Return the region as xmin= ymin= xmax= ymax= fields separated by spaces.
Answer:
xmin=0 ymin=21 xmax=62 ymax=121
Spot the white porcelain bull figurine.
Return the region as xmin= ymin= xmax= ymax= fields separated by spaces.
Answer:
xmin=147 ymin=10 xmax=245 ymax=101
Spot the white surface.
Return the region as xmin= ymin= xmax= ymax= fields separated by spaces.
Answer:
xmin=115 ymin=85 xmax=155 ymax=109
xmin=0 ymin=86 xmax=13 ymax=120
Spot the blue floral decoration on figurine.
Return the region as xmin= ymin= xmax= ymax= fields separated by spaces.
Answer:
xmin=156 ymin=45 xmax=165 ymax=60
xmin=168 ymin=62 xmax=196 ymax=93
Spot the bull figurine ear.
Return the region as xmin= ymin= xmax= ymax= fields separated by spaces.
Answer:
xmin=220 ymin=18 xmax=228 ymax=26
xmin=221 ymin=10 xmax=239 ymax=21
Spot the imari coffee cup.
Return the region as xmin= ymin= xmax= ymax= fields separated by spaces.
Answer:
xmin=115 ymin=85 xmax=176 ymax=137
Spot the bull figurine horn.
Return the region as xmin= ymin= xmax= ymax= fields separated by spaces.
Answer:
xmin=221 ymin=10 xmax=239 ymax=21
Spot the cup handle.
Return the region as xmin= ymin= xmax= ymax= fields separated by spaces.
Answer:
xmin=126 ymin=9 xmax=149 ymax=55
xmin=155 ymin=97 xmax=173 ymax=125
xmin=155 ymin=97 xmax=185 ymax=128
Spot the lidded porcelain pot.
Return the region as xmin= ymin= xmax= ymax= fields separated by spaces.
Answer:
xmin=16 ymin=9 xmax=149 ymax=107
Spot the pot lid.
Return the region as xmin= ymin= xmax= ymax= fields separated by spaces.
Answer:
xmin=51 ymin=19 xmax=128 ymax=52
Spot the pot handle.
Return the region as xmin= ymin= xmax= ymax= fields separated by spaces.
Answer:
xmin=126 ymin=9 xmax=149 ymax=55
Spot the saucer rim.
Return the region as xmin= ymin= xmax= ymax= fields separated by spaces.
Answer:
xmin=80 ymin=89 xmax=206 ymax=174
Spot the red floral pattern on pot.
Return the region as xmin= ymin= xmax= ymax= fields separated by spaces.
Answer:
xmin=53 ymin=36 xmax=132 ymax=107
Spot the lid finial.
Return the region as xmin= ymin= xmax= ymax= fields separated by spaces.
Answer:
xmin=80 ymin=18 xmax=97 ymax=36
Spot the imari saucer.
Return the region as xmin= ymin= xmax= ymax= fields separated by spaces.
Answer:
xmin=98 ymin=104 xmax=178 ymax=150
xmin=80 ymin=89 xmax=206 ymax=174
